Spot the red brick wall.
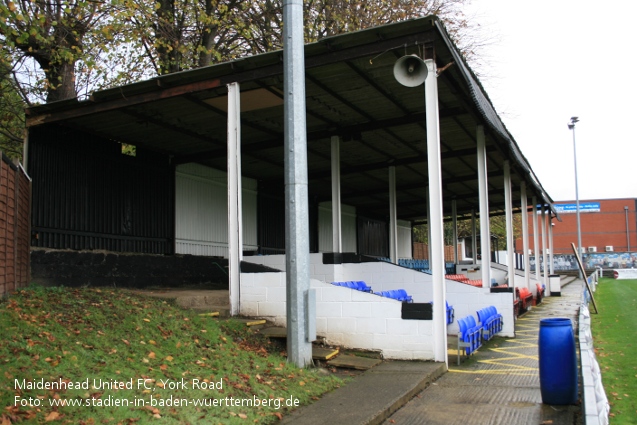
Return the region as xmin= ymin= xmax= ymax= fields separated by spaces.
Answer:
xmin=413 ymin=242 xmax=461 ymax=262
xmin=0 ymin=154 xmax=30 ymax=296
xmin=515 ymin=198 xmax=637 ymax=254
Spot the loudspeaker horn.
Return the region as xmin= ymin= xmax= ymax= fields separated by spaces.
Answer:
xmin=393 ymin=54 xmax=427 ymax=87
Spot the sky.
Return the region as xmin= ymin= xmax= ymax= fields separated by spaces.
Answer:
xmin=465 ymin=0 xmax=637 ymax=202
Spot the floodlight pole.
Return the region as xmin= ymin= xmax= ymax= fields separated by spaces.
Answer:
xmin=568 ymin=117 xmax=582 ymax=279
xmin=283 ymin=0 xmax=313 ymax=367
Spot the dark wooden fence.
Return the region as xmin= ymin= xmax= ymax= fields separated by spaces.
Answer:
xmin=1 ymin=152 xmax=31 ymax=296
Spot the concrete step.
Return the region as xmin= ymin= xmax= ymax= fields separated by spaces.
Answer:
xmin=128 ymin=289 xmax=230 ymax=316
xmin=327 ymin=354 xmax=381 ymax=370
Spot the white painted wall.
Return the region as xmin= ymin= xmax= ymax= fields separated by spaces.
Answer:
xmin=175 ymin=163 xmax=257 ymax=257
xmin=445 ymin=280 xmax=515 ymax=337
xmin=240 ymin=273 xmax=435 ymax=360
xmin=318 ymin=202 xmax=357 ymax=253
xmin=241 ymin=255 xmax=517 ymax=359
xmin=397 ymin=220 xmax=412 ymax=259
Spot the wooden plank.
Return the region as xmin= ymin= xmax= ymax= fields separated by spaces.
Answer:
xmin=198 ymin=312 xmax=220 ymax=317
xmin=246 ymin=319 xmax=267 ymax=327
xmin=571 ymin=242 xmax=599 ymax=314
xmin=312 ymin=346 xmax=339 ymax=361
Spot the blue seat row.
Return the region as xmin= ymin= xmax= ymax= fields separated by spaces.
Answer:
xmin=374 ymin=289 xmax=413 ymax=302
xmin=457 ymin=315 xmax=482 ymax=364
xmin=477 ymin=306 xmax=503 ymax=340
xmin=331 ymin=281 xmax=373 ymax=292
xmin=398 ymin=259 xmax=429 ymax=272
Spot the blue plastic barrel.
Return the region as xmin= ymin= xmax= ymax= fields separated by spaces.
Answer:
xmin=538 ymin=318 xmax=578 ymax=405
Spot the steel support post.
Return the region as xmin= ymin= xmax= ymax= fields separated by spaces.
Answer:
xmin=283 ymin=0 xmax=312 ymax=367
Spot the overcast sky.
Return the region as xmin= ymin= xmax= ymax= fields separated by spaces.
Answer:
xmin=466 ymin=0 xmax=637 ymax=202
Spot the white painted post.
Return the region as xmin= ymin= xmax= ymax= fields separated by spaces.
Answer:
xmin=521 ymin=182 xmax=531 ymax=290
xmin=504 ymin=161 xmax=515 ymax=286
xmin=532 ymin=196 xmax=540 ymax=280
xmin=227 ymin=82 xmax=242 ymax=316
xmin=471 ymin=209 xmax=477 ymax=264
xmin=549 ymin=217 xmax=555 ymax=275
xmin=452 ymin=199 xmax=458 ymax=264
xmin=331 ymin=135 xmax=342 ymax=253
xmin=541 ymin=206 xmax=548 ymax=290
xmin=389 ymin=166 xmax=398 ymax=263
xmin=424 ymin=59 xmax=447 ymax=365
xmin=426 ymin=187 xmax=431 ymax=264
xmin=477 ymin=125 xmax=491 ymax=288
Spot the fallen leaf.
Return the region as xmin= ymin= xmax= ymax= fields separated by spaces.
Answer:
xmin=148 ymin=352 xmax=156 ymax=359
xmin=238 ymin=413 xmax=247 ymax=419
xmin=165 ymin=356 xmax=173 ymax=362
xmin=143 ymin=319 xmax=151 ymax=322
xmin=273 ymin=412 xmax=283 ymax=420
xmin=45 ymin=411 xmax=62 ymax=422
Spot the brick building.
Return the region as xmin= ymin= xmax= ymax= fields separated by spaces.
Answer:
xmin=516 ymin=198 xmax=637 ymax=255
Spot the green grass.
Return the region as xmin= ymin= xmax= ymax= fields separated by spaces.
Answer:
xmin=0 ymin=286 xmax=343 ymax=424
xmin=590 ymin=278 xmax=637 ymax=424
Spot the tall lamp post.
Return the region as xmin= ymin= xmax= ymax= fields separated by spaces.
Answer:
xmin=568 ymin=116 xmax=583 ymax=278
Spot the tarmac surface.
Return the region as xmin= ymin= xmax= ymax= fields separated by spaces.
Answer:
xmin=284 ymin=278 xmax=584 ymax=425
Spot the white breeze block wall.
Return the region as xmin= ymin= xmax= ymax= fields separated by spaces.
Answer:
xmin=242 ymin=255 xmax=514 ymax=339
xmin=239 ymin=273 xmax=435 ymax=360
xmin=337 ymin=262 xmax=434 ymax=303
xmin=512 ymin=272 xmax=542 ymax=296
xmin=446 ymin=280 xmax=515 ymax=337
xmin=242 ymin=254 xmax=338 ymax=283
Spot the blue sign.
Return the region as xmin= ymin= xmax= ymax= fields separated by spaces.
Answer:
xmin=553 ymin=202 xmax=600 ymax=213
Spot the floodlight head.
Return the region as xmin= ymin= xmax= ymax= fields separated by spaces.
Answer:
xmin=568 ymin=116 xmax=579 ymax=130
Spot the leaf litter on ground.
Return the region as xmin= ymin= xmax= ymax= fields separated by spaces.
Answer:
xmin=0 ymin=285 xmax=343 ymax=424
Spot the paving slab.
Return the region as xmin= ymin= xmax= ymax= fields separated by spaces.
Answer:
xmin=260 ymin=326 xmax=287 ymax=338
xmin=381 ymin=279 xmax=584 ymax=425
xmin=281 ymin=361 xmax=446 ymax=425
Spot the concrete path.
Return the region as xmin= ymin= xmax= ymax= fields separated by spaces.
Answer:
xmin=281 ymin=361 xmax=446 ymax=425
xmin=382 ymin=280 xmax=584 ymax=425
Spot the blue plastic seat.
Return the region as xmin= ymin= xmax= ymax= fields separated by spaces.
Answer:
xmin=465 ymin=316 xmax=482 ymax=351
xmin=445 ymin=301 xmax=454 ymax=325
xmin=488 ymin=306 xmax=503 ymax=332
xmin=457 ymin=318 xmax=472 ymax=355
xmin=374 ymin=289 xmax=412 ymax=302
xmin=331 ymin=281 xmax=372 ymax=293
